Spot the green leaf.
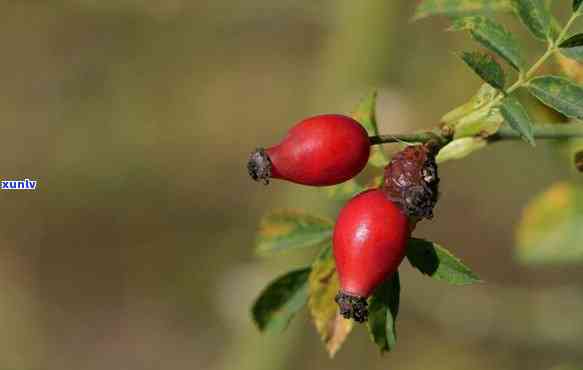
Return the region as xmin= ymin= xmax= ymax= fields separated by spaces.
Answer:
xmin=406 ymin=238 xmax=481 ymax=285
xmin=436 ymin=137 xmax=488 ymax=164
xmin=308 ymin=246 xmax=353 ymax=357
xmin=574 ymin=0 xmax=583 ymax=12
xmin=528 ymin=76 xmax=583 ymax=119
xmin=325 ymin=180 xmax=365 ymax=202
xmin=413 ymin=0 xmax=512 ymax=21
xmin=559 ymin=34 xmax=583 ymax=62
xmin=499 ymin=96 xmax=535 ymax=146
xmin=459 ymin=51 xmax=506 ymax=90
xmin=513 ymin=0 xmax=551 ymax=41
xmin=367 ymin=272 xmax=400 ymax=353
xmin=450 ymin=16 xmax=524 ymax=70
xmin=251 ymin=268 xmax=311 ymax=333
xmin=256 ymin=210 xmax=333 ymax=255
xmin=544 ymin=0 xmax=561 ymax=39
xmin=516 ymin=182 xmax=583 ymax=264
xmin=352 ymin=91 xmax=387 ymax=167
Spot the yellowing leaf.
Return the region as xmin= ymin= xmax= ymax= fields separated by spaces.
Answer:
xmin=256 ymin=210 xmax=333 ymax=255
xmin=528 ymin=75 xmax=583 ymax=120
xmin=516 ymin=182 xmax=583 ymax=264
xmin=308 ymin=246 xmax=353 ymax=357
xmin=556 ymin=53 xmax=583 ymax=84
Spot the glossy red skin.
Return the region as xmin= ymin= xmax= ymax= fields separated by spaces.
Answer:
xmin=333 ymin=189 xmax=409 ymax=297
xmin=266 ymin=114 xmax=370 ymax=186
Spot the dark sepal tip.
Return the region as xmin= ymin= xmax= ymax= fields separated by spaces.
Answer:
xmin=247 ymin=148 xmax=272 ymax=185
xmin=335 ymin=290 xmax=368 ymax=323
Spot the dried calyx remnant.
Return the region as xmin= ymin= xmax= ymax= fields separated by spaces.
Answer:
xmin=382 ymin=143 xmax=440 ymax=220
xmin=335 ymin=291 xmax=368 ymax=323
xmin=248 ymin=148 xmax=272 ymax=185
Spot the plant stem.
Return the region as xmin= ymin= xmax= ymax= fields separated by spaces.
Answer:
xmin=369 ymin=130 xmax=445 ymax=146
xmin=556 ymin=12 xmax=579 ymax=46
xmin=494 ymin=124 xmax=583 ymax=141
xmin=490 ymin=12 xmax=579 ymax=105
xmin=369 ymin=124 xmax=583 ymax=146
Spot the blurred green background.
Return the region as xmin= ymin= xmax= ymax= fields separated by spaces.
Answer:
xmin=1 ymin=1 xmax=582 ymax=369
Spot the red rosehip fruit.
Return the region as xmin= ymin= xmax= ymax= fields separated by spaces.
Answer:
xmin=247 ymin=114 xmax=370 ymax=186
xmin=333 ymin=189 xmax=409 ymax=323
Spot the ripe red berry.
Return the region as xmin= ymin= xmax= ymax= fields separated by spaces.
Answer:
xmin=333 ymin=189 xmax=410 ymax=322
xmin=248 ymin=114 xmax=370 ymax=186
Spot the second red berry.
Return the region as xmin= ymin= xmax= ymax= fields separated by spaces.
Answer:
xmin=333 ymin=189 xmax=410 ymax=322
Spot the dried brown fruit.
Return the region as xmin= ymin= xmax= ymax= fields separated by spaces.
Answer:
xmin=382 ymin=144 xmax=440 ymax=220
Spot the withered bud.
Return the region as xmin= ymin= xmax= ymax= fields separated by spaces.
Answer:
xmin=382 ymin=144 xmax=440 ymax=220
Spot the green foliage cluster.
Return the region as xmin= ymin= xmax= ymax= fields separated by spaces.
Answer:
xmin=250 ymin=0 xmax=583 ymax=357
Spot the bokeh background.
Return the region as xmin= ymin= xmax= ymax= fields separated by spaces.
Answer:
xmin=1 ymin=1 xmax=582 ymax=369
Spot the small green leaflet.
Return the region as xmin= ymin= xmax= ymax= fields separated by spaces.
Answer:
xmin=406 ymin=238 xmax=481 ymax=285
xmin=435 ymin=137 xmax=488 ymax=164
xmin=513 ymin=0 xmax=551 ymax=41
xmin=441 ymin=83 xmax=500 ymax=125
xmin=450 ymin=16 xmax=524 ymax=71
xmin=574 ymin=0 xmax=583 ymax=12
xmin=527 ymin=76 xmax=583 ymax=120
xmin=255 ymin=210 xmax=333 ymax=255
xmin=413 ymin=0 xmax=512 ymax=21
xmin=499 ymin=96 xmax=535 ymax=146
xmin=559 ymin=33 xmax=583 ymax=62
xmin=516 ymin=182 xmax=583 ymax=264
xmin=453 ymin=105 xmax=503 ymax=139
xmin=251 ymin=267 xmax=311 ymax=333
xmin=367 ymin=272 xmax=400 ymax=353
xmin=352 ymin=91 xmax=387 ymax=167
xmin=459 ymin=51 xmax=506 ymax=90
